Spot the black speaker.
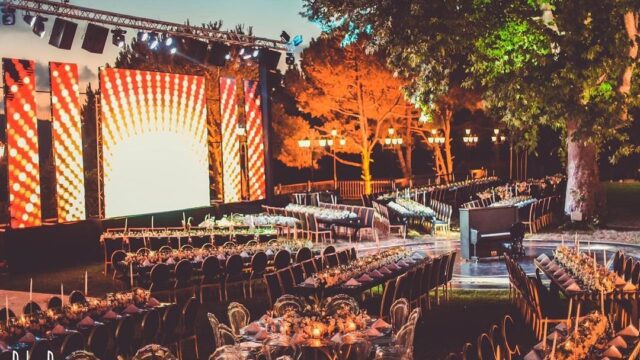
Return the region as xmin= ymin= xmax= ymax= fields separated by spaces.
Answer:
xmin=208 ymin=41 xmax=230 ymax=67
xmin=260 ymin=48 xmax=281 ymax=70
xmin=81 ymin=23 xmax=109 ymax=54
xmin=48 ymin=18 xmax=77 ymax=50
xmin=179 ymin=37 xmax=209 ymax=64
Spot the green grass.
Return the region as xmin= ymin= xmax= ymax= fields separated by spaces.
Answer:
xmin=604 ymin=181 xmax=640 ymax=228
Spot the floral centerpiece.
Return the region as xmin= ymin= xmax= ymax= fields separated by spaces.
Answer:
xmin=285 ymin=204 xmax=357 ymax=221
xmin=394 ymin=198 xmax=435 ymax=217
xmin=553 ymin=246 xmax=616 ymax=293
xmin=552 ymin=312 xmax=609 ymax=360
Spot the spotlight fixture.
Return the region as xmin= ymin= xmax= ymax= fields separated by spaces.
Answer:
xmin=285 ymin=52 xmax=295 ymax=66
xmin=31 ymin=15 xmax=48 ymax=38
xmin=177 ymin=37 xmax=208 ymax=64
xmin=164 ymin=36 xmax=173 ymax=46
xmin=111 ymin=28 xmax=126 ymax=47
xmin=23 ymin=13 xmax=35 ymax=27
xmin=137 ymin=31 xmax=149 ymax=42
xmin=252 ymin=48 xmax=260 ymax=58
xmin=280 ymin=31 xmax=290 ymax=43
xmin=292 ymin=34 xmax=303 ymax=47
xmin=1 ymin=7 xmax=16 ymax=25
xmin=148 ymin=32 xmax=159 ymax=49
xmin=208 ymin=41 xmax=231 ymax=66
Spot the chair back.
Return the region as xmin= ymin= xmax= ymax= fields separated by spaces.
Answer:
xmin=69 ymin=290 xmax=86 ymax=304
xmin=337 ymin=250 xmax=350 ymax=265
xmin=295 ymin=247 xmax=312 ymax=263
xmin=140 ymin=309 xmax=161 ymax=345
xmin=389 ymin=298 xmax=410 ymax=334
xmin=225 ymin=254 xmax=244 ymax=280
xmin=181 ymin=297 xmax=199 ymax=337
xmin=87 ymin=323 xmax=109 ymax=359
xmin=150 ymin=263 xmax=171 ymax=291
xmin=161 ymin=304 xmax=181 ymax=342
xmin=447 ymin=252 xmax=457 ymax=282
xmin=115 ymin=315 xmax=136 ymax=356
xmin=66 ymin=350 xmax=99 ymax=360
xmin=291 ymin=263 xmax=305 ymax=284
xmin=201 ymin=256 xmax=222 ymax=283
xmin=477 ymin=333 xmax=496 ymax=360
xmin=326 ymin=253 xmax=339 ymax=268
xmin=61 ymin=332 xmax=85 ymax=358
xmin=302 ymin=259 xmax=317 ymax=278
xmin=277 ymin=268 xmax=295 ymax=294
xmin=227 ymin=302 xmax=251 ymax=335
xmin=250 ymin=252 xmax=268 ymax=277
xmin=29 ymin=339 xmax=52 ymax=360
xmin=274 ymin=250 xmax=291 ymax=270
xmin=429 ymin=256 xmax=443 ymax=290
xmin=323 ymin=245 xmax=336 ymax=256
xmin=131 ymin=344 xmax=178 ymax=360
xmin=174 ymin=259 xmax=193 ymax=286
xmin=48 ymin=296 xmax=63 ymax=309
xmin=273 ymin=295 xmax=304 ymax=316
xmin=23 ymin=301 xmax=41 ymax=315
xmin=625 ymin=257 xmax=635 ymax=281
xmin=265 ymin=273 xmax=283 ymax=306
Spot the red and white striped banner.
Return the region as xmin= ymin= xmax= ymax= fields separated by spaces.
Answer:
xmin=50 ymin=62 xmax=86 ymax=222
xmin=2 ymin=58 xmax=42 ymax=228
xmin=220 ymin=77 xmax=242 ymax=203
xmin=243 ymin=80 xmax=266 ymax=200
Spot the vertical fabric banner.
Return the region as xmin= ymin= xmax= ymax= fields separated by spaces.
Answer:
xmin=50 ymin=62 xmax=86 ymax=222
xmin=243 ymin=80 xmax=266 ymax=200
xmin=2 ymin=58 xmax=42 ymax=228
xmin=219 ymin=77 xmax=242 ymax=203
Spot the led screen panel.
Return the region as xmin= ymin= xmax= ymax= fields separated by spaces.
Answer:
xmin=50 ymin=62 xmax=86 ymax=222
xmin=220 ymin=77 xmax=242 ymax=203
xmin=100 ymin=68 xmax=209 ymax=217
xmin=243 ymin=80 xmax=266 ymax=200
xmin=2 ymin=58 xmax=42 ymax=228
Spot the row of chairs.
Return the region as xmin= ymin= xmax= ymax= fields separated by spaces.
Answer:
xmin=430 ymin=199 xmax=452 ymax=234
xmin=264 ymin=247 xmax=355 ymax=306
xmin=318 ymin=202 xmax=377 ymax=242
xmin=0 ymin=294 xmax=199 ymax=360
xmin=372 ymin=202 xmax=406 ymax=240
xmin=65 ymin=344 xmax=179 ymax=360
xmin=522 ymin=196 xmax=559 ymax=233
xmin=613 ymin=250 xmax=640 ymax=285
xmin=445 ymin=315 xmax=525 ymax=360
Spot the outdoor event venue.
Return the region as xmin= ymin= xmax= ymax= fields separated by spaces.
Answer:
xmin=1 ymin=0 xmax=640 ymax=359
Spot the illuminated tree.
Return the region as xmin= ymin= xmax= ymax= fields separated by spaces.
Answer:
xmin=303 ymin=0 xmax=640 ymax=219
xmin=281 ymin=33 xmax=413 ymax=194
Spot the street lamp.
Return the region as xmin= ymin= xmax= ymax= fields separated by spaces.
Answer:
xmin=462 ymin=128 xmax=479 ymax=146
xmin=491 ymin=128 xmax=507 ymax=145
xmin=427 ymin=129 xmax=446 ymax=145
xmin=384 ymin=128 xmax=403 ymax=147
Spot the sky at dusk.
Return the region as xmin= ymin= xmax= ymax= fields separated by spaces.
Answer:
xmin=0 ymin=0 xmax=322 ymax=118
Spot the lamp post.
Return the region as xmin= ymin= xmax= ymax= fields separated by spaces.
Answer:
xmin=462 ymin=128 xmax=479 ymax=147
xmin=328 ymin=129 xmax=347 ymax=188
xmin=491 ymin=128 xmax=507 ymax=178
xmin=383 ymin=128 xmax=403 ymax=148
xmin=297 ymin=138 xmax=314 ymax=182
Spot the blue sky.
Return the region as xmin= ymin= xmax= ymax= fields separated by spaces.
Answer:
xmin=0 ymin=0 xmax=321 ymax=117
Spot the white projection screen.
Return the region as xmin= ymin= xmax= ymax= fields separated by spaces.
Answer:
xmin=99 ymin=68 xmax=209 ymax=217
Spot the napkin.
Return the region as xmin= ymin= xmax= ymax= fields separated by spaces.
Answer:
xmin=546 ymin=331 xmax=561 ymax=342
xmin=411 ymin=252 xmax=425 ymax=260
xmin=255 ymin=329 xmax=269 ymax=341
xmin=555 ymin=323 xmax=567 ymax=332
xmin=243 ymin=322 xmax=262 ymax=335
xmin=331 ymin=333 xmax=342 ymax=343
xmin=217 ymin=255 xmax=226 ymax=261
xmin=344 ymin=278 xmax=361 ymax=286
xmin=166 ymin=258 xmax=175 ymax=265
xmin=608 ymin=336 xmax=628 ymax=349
xmin=623 ymin=282 xmax=637 ymax=291
xmin=364 ymin=327 xmax=382 ymax=337
xmin=603 ymin=345 xmax=623 ymax=359
xmin=523 ymin=350 xmax=543 ymax=360
xmin=147 ymin=297 xmax=161 ymax=307
xmin=103 ymin=310 xmax=118 ymax=320
xmin=266 ymin=249 xmax=274 ymax=256
xmin=18 ymin=332 xmax=35 ymax=344
xmin=303 ymin=277 xmax=316 ymax=286
xmin=240 ymin=251 xmax=250 ymax=258
xmin=397 ymin=261 xmax=408 ymax=268
xmin=563 ymin=279 xmax=575 ymax=287
xmin=540 ymin=258 xmax=551 ymax=266
xmin=379 ymin=267 xmax=392 ymax=275
xmin=553 ymin=268 xmax=565 ymax=277
xmin=404 ymin=259 xmax=416 ymax=265
xmin=123 ymin=304 xmax=140 ymax=314
xmin=370 ymin=270 xmax=384 ymax=278
xmin=532 ymin=341 xmax=545 ymax=351
xmin=615 ymin=276 xmax=627 ymax=286
xmin=0 ymin=341 xmax=8 ymax=351
xmin=142 ymin=260 xmax=152 ymax=267
xmin=372 ymin=318 xmax=391 ymax=330
xmin=51 ymin=324 xmax=66 ymax=335
xmin=547 ymin=263 xmax=559 ymax=271
xmin=558 ymin=274 xmax=571 ymax=283
xmin=387 ymin=264 xmax=400 ymax=271
xmin=78 ymin=316 xmax=95 ymax=327
xmin=536 ymin=253 xmax=548 ymax=262
xmin=566 ymin=283 xmax=581 ymax=292
xmin=358 ymin=274 xmax=373 ymax=282
xmin=618 ymin=324 xmax=640 ymax=337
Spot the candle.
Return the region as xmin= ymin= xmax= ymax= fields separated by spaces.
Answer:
xmin=311 ymin=326 xmax=321 ymax=338
xmin=124 ymin=217 xmax=128 ymax=233
xmin=550 ymin=332 xmax=558 ymax=359
xmin=574 ymin=233 xmax=578 ymax=250
xmin=574 ymin=303 xmax=581 ymax=333
xmin=5 ymin=296 xmax=8 ymax=325
xmin=61 ymin=283 xmax=64 ymax=307
xmin=542 ymin=320 xmax=549 ymax=350
xmin=151 ymin=216 xmax=154 ymax=229
xmin=588 ymin=240 xmax=591 ymax=254
xmin=84 ymin=271 xmax=88 ymax=296
xmin=130 ymin=262 xmax=134 ymax=288
xmin=561 ymin=235 xmax=564 ymax=247
xmin=29 ymin=278 xmax=33 ymax=302
xmin=566 ymin=298 xmax=573 ymax=326
xmin=601 ymin=290 xmax=605 ymax=315
xmin=603 ymin=249 xmax=607 ymax=267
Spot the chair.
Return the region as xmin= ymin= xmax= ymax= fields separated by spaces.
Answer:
xmin=273 ymin=295 xmax=305 ymax=316
xmin=301 ymin=259 xmax=317 ymax=278
xmin=223 ymin=254 xmax=246 ymax=300
xmin=337 ymin=250 xmax=350 ymax=266
xmin=66 ymin=350 xmax=99 ymax=360
xmin=428 ymin=256 xmax=443 ymax=308
xmin=632 ymin=262 xmax=640 ymax=285
xmin=323 ymin=245 xmax=336 ymax=256
xmin=522 ymin=201 xmax=537 ymax=234
xmin=274 ymin=250 xmax=291 ymax=270
xmin=115 ymin=315 xmax=136 ymax=358
xmin=29 ymin=340 xmax=53 ymax=360
xmin=0 ymin=307 xmax=15 ymax=323
xmin=248 ymin=252 xmax=268 ymax=298
xmin=508 ymin=223 xmax=526 ymax=259
xmin=389 ymin=298 xmax=410 ymax=334
xmin=625 ymin=257 xmax=635 ymax=282
xmin=437 ymin=253 xmax=451 ymax=303
xmin=60 ymin=332 xmax=85 ymax=358
xmin=446 ymin=251 xmax=458 ymax=300
xmin=112 ymin=250 xmax=128 ymax=280
xmin=180 ymin=297 xmax=199 ymax=360
xmin=140 ymin=308 xmax=161 ymax=347
xmin=227 ymin=302 xmax=251 ymax=335
xmin=200 ymin=256 xmax=223 ymax=303
xmin=325 ymin=253 xmax=339 ymax=268
xmin=48 ymin=296 xmax=63 ymax=309
xmin=461 ymin=343 xmax=477 ymax=360
xmin=104 ymin=237 xmax=124 ymax=274
xmin=150 ymin=263 xmax=172 ymax=302
xmin=160 ymin=304 xmax=181 ymax=354
xmin=501 ymin=315 xmax=521 ymax=360
xmin=409 ymin=266 xmax=424 ymax=308
xmin=87 ymin=323 xmax=109 ymax=359
xmin=291 ymin=263 xmax=305 ymax=285
xmin=477 ymin=333 xmax=496 ymax=360
xmin=265 ymin=272 xmax=283 ymax=306
xmin=295 ymin=247 xmax=312 ymax=263
xmin=277 ymin=267 xmax=296 ymax=294
xmin=131 ymin=344 xmax=178 ymax=360
xmin=174 ymin=259 xmax=194 ymax=304
xmin=69 ymin=290 xmax=86 ymax=304
xmin=379 ymin=278 xmax=397 ymax=320
xmin=22 ymin=301 xmax=41 ymax=315
xmin=307 ymin=214 xmax=332 ymax=244
xmin=217 ymin=323 xmax=237 ymax=346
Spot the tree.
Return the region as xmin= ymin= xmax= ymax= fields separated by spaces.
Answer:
xmin=303 ymin=0 xmax=640 ymax=219
xmin=280 ymin=33 xmax=413 ymax=194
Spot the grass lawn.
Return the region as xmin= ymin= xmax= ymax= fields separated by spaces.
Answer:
xmin=604 ymin=181 xmax=640 ymax=229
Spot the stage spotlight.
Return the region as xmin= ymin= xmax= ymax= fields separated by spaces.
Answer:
xmin=292 ymin=34 xmax=303 ymax=47
xmin=208 ymin=41 xmax=231 ymax=66
xmin=252 ymin=48 xmax=260 ymax=58
xmin=148 ymin=32 xmax=159 ymax=49
xmin=280 ymin=31 xmax=290 ymax=43
xmin=23 ymin=14 xmax=35 ymax=27
xmin=49 ymin=17 xmax=77 ymax=49
xmin=81 ymin=23 xmax=109 ymax=53
xmin=32 ymin=16 xmax=47 ymax=38
xmin=285 ymin=52 xmax=296 ymax=66
xmin=240 ymin=47 xmax=253 ymax=60
xmin=137 ymin=31 xmax=149 ymax=42
xmin=1 ymin=7 xmax=16 ymax=25
xmin=164 ymin=36 xmax=173 ymax=46
xmin=177 ymin=37 xmax=208 ymax=64
xmin=111 ymin=29 xmax=126 ymax=47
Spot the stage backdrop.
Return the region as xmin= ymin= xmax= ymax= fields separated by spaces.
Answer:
xmin=2 ymin=58 xmax=42 ymax=228
xmin=99 ymin=68 xmax=209 ymax=217
xmin=50 ymin=62 xmax=86 ymax=222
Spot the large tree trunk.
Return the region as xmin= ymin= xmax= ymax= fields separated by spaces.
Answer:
xmin=564 ymin=118 xmax=602 ymax=218
xmin=362 ymin=150 xmax=372 ymax=195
